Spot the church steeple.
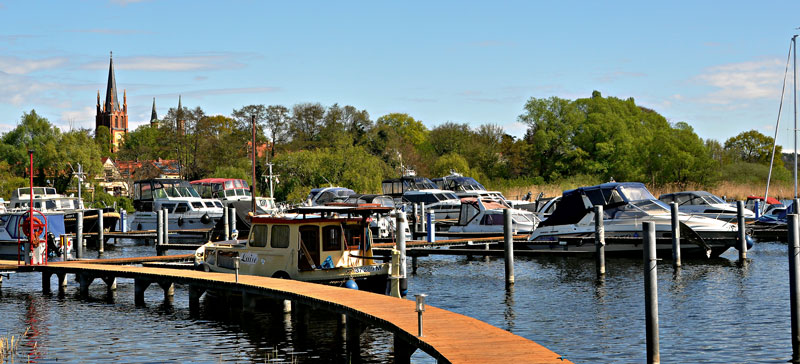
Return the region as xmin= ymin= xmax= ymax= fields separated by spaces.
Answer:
xmin=150 ymin=98 xmax=158 ymax=126
xmin=95 ymin=51 xmax=128 ymax=153
xmin=104 ymin=51 xmax=120 ymax=113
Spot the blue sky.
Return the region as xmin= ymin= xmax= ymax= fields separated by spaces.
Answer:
xmin=1 ymin=0 xmax=800 ymax=148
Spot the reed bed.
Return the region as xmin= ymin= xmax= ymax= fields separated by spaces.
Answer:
xmin=0 ymin=327 xmax=28 ymax=361
xmin=501 ymin=181 xmax=796 ymax=201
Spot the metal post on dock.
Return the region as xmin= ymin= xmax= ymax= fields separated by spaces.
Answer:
xmin=234 ymin=256 xmax=240 ymax=283
xmin=97 ymin=209 xmax=104 ymax=254
xmin=670 ymin=202 xmax=681 ymax=268
xmin=420 ymin=202 xmax=426 ymax=234
xmin=594 ymin=205 xmax=605 ymax=277
xmin=413 ymin=203 xmax=419 ymax=235
xmin=643 ymin=221 xmax=660 ymax=364
xmin=229 ymin=207 xmax=236 ymax=238
xmin=754 ymin=200 xmax=760 ymax=219
xmin=415 ymin=294 xmax=427 ymax=337
xmin=156 ymin=209 xmax=164 ymax=247
xmin=395 ymin=211 xmax=408 ymax=297
xmin=76 ymin=211 xmax=84 ymax=259
xmin=120 ymin=208 xmax=127 ymax=233
xmin=788 ymin=214 xmax=800 ymax=362
xmin=223 ymin=206 xmax=230 ymax=241
xmin=737 ymin=201 xmax=747 ymax=261
xmin=163 ymin=208 xmax=169 ymax=246
xmin=426 ymin=212 xmax=435 ymax=243
xmin=504 ymin=208 xmax=515 ymax=286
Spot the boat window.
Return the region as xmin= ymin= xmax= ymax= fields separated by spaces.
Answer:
xmin=271 ymin=225 xmax=290 ymax=248
xmin=322 ymin=226 xmax=341 ymax=251
xmin=214 ymin=201 xmax=223 ymax=208
xmin=243 ymin=189 xmax=251 ymax=196
xmin=233 ymin=180 xmax=242 ymax=188
xmin=141 ymin=184 xmax=152 ymax=199
xmin=160 ymin=203 xmax=176 ymax=212
xmin=393 ymin=181 xmax=402 ymax=194
xmin=618 ymin=185 xmax=658 ymax=202
xmin=33 ymin=187 xmax=45 ymax=195
xmin=154 ymin=188 xmax=168 ymax=199
xmin=225 ymin=180 xmax=234 ymax=189
xmin=459 ymin=203 xmax=480 ymax=225
xmin=191 ymin=202 xmax=204 ymax=209
xmin=34 ymin=201 xmax=42 ymax=209
xmin=45 ymin=200 xmax=56 ymax=210
xmin=480 ymin=213 xmax=504 ymax=225
xmin=343 ymin=224 xmax=363 ymax=249
xmin=249 ymin=224 xmax=268 ymax=247
xmin=46 ymin=188 xmax=56 ymax=195
xmin=174 ymin=203 xmax=189 ymax=213
xmin=675 ymin=195 xmax=691 ymax=205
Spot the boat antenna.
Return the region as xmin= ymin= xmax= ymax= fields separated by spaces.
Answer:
xmin=69 ymin=162 xmax=87 ymax=209
xmin=765 ymin=37 xmax=795 ymax=213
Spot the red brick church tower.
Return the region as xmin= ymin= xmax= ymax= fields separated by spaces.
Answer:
xmin=96 ymin=51 xmax=128 ymax=153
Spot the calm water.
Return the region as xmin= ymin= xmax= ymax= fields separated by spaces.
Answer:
xmin=0 ymin=240 xmax=795 ymax=363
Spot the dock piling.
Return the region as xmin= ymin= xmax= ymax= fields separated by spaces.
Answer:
xmin=788 ymin=214 xmax=800 ymax=362
xmin=41 ymin=272 xmax=51 ymax=294
xmin=156 ymin=209 xmax=164 ymax=254
xmin=97 ymin=209 xmax=104 ymax=254
xmin=223 ymin=206 xmax=230 ymax=240
xmin=426 ymin=212 xmax=435 ymax=243
xmin=670 ymin=202 xmax=681 ymax=267
xmin=101 ymin=276 xmax=117 ymax=292
xmin=76 ymin=211 xmax=84 ymax=259
xmin=737 ymin=201 xmax=747 ymax=261
xmin=78 ymin=273 xmax=94 ymax=297
xmin=234 ymin=256 xmax=240 ymax=283
xmin=345 ymin=314 xmax=362 ymax=362
xmin=643 ymin=221 xmax=660 ymax=364
xmin=504 ymin=208 xmax=515 ymax=286
xmin=420 ymin=203 xmax=426 ymax=234
xmin=134 ymin=278 xmax=151 ymax=306
xmin=163 ymin=208 xmax=169 ymax=246
xmin=229 ymin=207 xmax=237 ymax=238
xmin=395 ymin=211 xmax=408 ymax=297
xmin=120 ymin=208 xmax=127 ymax=233
xmin=413 ymin=203 xmax=419 ymax=235
xmin=411 ymin=256 xmax=418 ymax=275
xmin=594 ymin=205 xmax=605 ymax=277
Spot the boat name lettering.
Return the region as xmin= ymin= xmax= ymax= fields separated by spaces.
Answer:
xmin=352 ymin=265 xmax=382 ymax=274
xmin=240 ymin=252 xmax=258 ymax=264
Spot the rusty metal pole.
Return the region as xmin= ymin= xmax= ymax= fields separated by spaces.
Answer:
xmin=594 ymin=205 xmax=605 ymax=277
xmin=670 ymin=202 xmax=681 ymax=267
xmin=643 ymin=221 xmax=660 ymax=364
xmin=788 ymin=213 xmax=800 ymax=362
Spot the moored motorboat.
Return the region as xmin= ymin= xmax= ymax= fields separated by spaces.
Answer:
xmin=128 ymin=179 xmax=223 ymax=232
xmin=195 ymin=205 xmax=395 ymax=293
xmin=526 ymin=182 xmax=749 ymax=258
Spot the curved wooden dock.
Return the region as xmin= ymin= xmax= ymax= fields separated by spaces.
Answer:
xmin=1 ymin=258 xmax=571 ymax=363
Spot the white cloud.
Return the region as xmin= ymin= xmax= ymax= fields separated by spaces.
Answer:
xmin=83 ymin=55 xmax=246 ymax=72
xmin=0 ymin=71 xmax=55 ymax=105
xmin=59 ymin=106 xmax=96 ymax=130
xmin=0 ymin=56 xmax=68 ymax=74
xmin=697 ymin=58 xmax=784 ymax=104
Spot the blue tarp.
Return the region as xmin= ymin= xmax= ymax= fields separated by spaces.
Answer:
xmin=4 ymin=213 xmax=65 ymax=239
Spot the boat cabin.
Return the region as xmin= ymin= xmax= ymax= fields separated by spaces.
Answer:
xmin=432 ymin=175 xmax=486 ymax=192
xmin=191 ymin=178 xmax=252 ymax=201
xmin=9 ymin=187 xmax=81 ymax=212
xmin=132 ymin=179 xmax=222 ymax=212
xmin=541 ymin=182 xmax=668 ymax=227
xmin=196 ymin=205 xmax=393 ymax=292
xmin=306 ymin=187 xmax=355 ymax=206
xmin=381 ymin=176 xmax=439 ymax=198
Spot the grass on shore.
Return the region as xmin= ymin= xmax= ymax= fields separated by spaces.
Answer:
xmin=502 ymin=181 xmax=795 ymax=201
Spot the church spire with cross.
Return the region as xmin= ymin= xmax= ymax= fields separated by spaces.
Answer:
xmin=95 ymin=51 xmax=128 ymax=153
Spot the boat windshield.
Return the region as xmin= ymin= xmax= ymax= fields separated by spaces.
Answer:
xmin=156 ymin=185 xmax=200 ymax=198
xmin=618 ymin=185 xmax=658 ymax=202
xmin=700 ymin=194 xmax=726 ymax=205
xmin=609 ymin=199 xmax=671 ymax=219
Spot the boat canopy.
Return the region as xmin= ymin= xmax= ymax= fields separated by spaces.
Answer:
xmin=381 ymin=177 xmax=438 ymax=196
xmin=307 ymin=187 xmax=356 ymax=205
xmin=402 ymin=190 xmax=459 ymax=204
xmin=659 ymin=191 xmax=726 ymax=206
xmin=133 ymin=179 xmax=200 ymax=201
xmin=541 ymin=182 xmax=666 ymax=227
xmin=432 ymin=176 xmax=486 ymax=192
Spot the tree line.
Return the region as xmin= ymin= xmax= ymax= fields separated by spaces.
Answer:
xmin=0 ymin=91 xmax=792 ymax=204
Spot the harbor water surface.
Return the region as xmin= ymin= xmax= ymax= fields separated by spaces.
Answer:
xmin=0 ymin=240 xmax=793 ymax=363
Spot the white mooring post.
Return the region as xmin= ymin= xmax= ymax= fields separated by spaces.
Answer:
xmin=737 ymin=200 xmax=747 ymax=261
xmin=643 ymin=221 xmax=660 ymax=364
xmin=670 ymin=202 xmax=681 ymax=267
xmin=76 ymin=211 xmax=84 ymax=259
xmin=788 ymin=214 xmax=800 ymax=362
xmin=420 ymin=202 xmax=426 ymax=233
xmin=504 ymin=208 xmax=515 ymax=286
xmin=163 ymin=208 xmax=169 ymax=246
xmin=426 ymin=212 xmax=435 ymax=243
xmin=97 ymin=209 xmax=104 ymax=254
xmin=223 ymin=207 xmax=230 ymax=241
xmin=395 ymin=211 xmax=408 ymax=297
xmin=594 ymin=205 xmax=605 ymax=277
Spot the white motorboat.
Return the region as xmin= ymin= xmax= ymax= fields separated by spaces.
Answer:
xmin=659 ymin=191 xmax=755 ymax=222
xmin=448 ymin=197 xmax=539 ymax=235
xmin=129 ymin=179 xmax=223 ymax=231
xmin=526 ymin=182 xmax=748 ymax=258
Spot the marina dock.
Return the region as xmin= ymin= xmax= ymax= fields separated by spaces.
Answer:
xmin=0 ymin=257 xmax=570 ymax=363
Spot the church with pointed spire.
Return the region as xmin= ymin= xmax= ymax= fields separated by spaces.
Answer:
xmin=96 ymin=52 xmax=128 ymax=153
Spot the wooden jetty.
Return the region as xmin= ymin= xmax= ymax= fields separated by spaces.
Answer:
xmin=0 ymin=257 xmax=571 ymax=363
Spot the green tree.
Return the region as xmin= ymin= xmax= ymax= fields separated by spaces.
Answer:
xmin=724 ymin=130 xmax=778 ymax=164
xmin=94 ymin=126 xmax=113 ymax=157
xmin=519 ymin=96 xmax=584 ymax=181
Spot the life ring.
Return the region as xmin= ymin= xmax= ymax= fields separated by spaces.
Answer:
xmin=21 ymin=215 xmax=46 ymax=248
xmin=201 ymin=213 xmax=211 ymax=224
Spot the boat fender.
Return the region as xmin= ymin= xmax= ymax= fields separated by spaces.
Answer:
xmin=201 ymin=213 xmax=211 ymax=224
xmin=178 ymin=216 xmax=184 ymax=227
xmin=738 ymin=235 xmax=755 ymax=251
xmin=137 ymin=223 xmax=142 ymax=231
xmin=345 ymin=279 xmax=359 ymax=290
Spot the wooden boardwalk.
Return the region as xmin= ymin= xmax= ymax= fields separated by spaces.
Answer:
xmin=0 ymin=257 xmax=571 ymax=363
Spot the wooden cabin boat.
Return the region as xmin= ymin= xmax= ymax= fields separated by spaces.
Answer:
xmin=195 ymin=205 xmax=394 ymax=293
